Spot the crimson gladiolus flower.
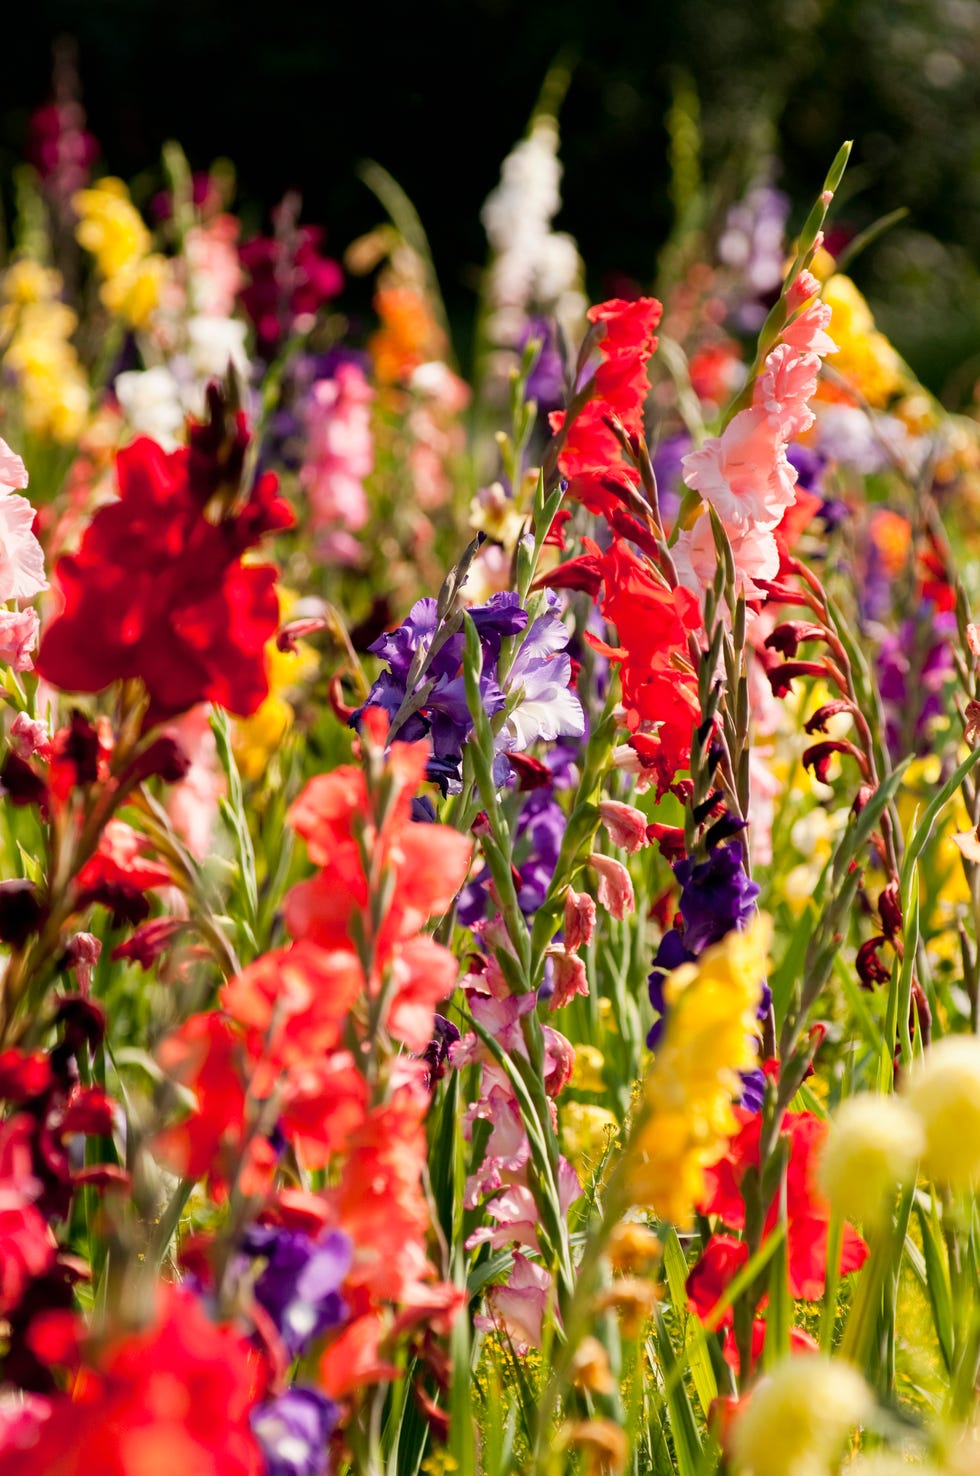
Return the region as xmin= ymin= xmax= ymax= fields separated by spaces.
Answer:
xmin=550 ymin=295 xmax=662 ymax=521
xmin=697 ymin=1108 xmax=868 ymax=1301
xmin=37 ymin=395 xmax=294 ymax=725
xmin=0 ymin=1285 xmax=264 ymax=1476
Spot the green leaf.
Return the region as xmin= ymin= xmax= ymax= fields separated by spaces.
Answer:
xmin=662 ymin=1228 xmax=718 ymax=1419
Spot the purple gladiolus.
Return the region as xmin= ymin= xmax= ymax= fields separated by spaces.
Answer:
xmin=251 ymin=1387 xmax=339 ymax=1476
xmin=242 ymin=1226 xmax=351 ymax=1356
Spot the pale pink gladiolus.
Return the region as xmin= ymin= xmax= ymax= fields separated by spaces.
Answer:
xmin=598 ymin=799 xmax=650 ymax=855
xmin=0 ymin=439 xmax=47 ymax=604
xmin=786 ymin=267 xmax=821 ymax=312
xmin=542 ymin=1026 xmax=576 ymax=1095
xmin=0 ymin=608 xmax=40 ymax=672
xmin=563 ymin=888 xmax=596 ymax=952
xmin=682 ymin=405 xmax=798 ymax=533
xmin=547 ymin=946 xmax=589 ymax=1010
xmin=185 ymin=215 xmax=242 ymax=318
xmin=9 ymin=711 xmax=49 ymax=759
xmin=672 ymin=511 xmax=780 ymax=603
xmin=754 ymin=343 xmax=821 ymax=440
xmin=589 ymin=853 xmax=635 ymax=920
xmin=781 ymin=292 xmax=837 ymax=359
xmin=474 ymin=1251 xmax=553 ymax=1352
xmin=301 ymin=364 xmax=374 ymax=537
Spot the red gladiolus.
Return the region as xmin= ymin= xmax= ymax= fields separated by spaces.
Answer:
xmin=697 ymin=1109 xmax=868 ymax=1302
xmin=573 ymin=535 xmax=702 ymax=793
xmin=36 ymin=423 xmax=294 ymax=725
xmin=0 ymin=1286 xmax=263 ymax=1475
xmin=551 ymin=296 xmax=662 ymax=521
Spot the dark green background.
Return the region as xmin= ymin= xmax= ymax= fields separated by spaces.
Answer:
xmin=5 ymin=0 xmax=979 ymax=399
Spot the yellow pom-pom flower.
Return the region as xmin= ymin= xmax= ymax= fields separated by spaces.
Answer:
xmin=818 ymin=1092 xmax=923 ymax=1225
xmin=731 ymin=1355 xmax=872 ymax=1476
xmin=902 ymin=1036 xmax=980 ymax=1190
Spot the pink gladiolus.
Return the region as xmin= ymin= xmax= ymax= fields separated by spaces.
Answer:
xmin=563 ymin=888 xmax=596 ymax=952
xmin=589 ymin=853 xmax=635 ymax=919
xmin=547 ymin=946 xmax=589 ymax=1009
xmin=599 ymin=799 xmax=651 ymax=854
xmin=0 ymin=608 xmax=40 ymax=672
xmin=682 ymin=406 xmax=798 ymax=533
xmin=0 ymin=441 xmax=47 ymax=604
xmin=300 ymin=364 xmax=374 ymax=539
xmin=475 ymin=1252 xmax=553 ymax=1351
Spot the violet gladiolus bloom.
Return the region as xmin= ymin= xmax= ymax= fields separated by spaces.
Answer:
xmin=251 ymin=1387 xmax=339 ymax=1476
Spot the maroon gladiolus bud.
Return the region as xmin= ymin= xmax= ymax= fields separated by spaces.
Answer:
xmin=856 ymin=936 xmax=891 ymax=988
xmin=52 ymin=995 xmax=106 ymax=1054
xmin=802 ymin=739 xmax=862 ymax=785
xmin=127 ymin=736 xmax=192 ymax=787
xmin=878 ymin=881 xmax=903 ymax=941
xmin=765 ymin=621 xmax=830 ymax=658
xmin=911 ymin=978 xmax=931 ymax=1043
xmin=536 ymin=555 xmax=604 ymax=598
xmin=0 ymin=879 xmax=46 ymax=948
xmin=804 ymin=699 xmax=853 ymax=734
xmin=646 ymin=823 xmax=686 ymax=862
xmin=852 ymin=783 xmax=875 ymax=815
xmin=277 ymin=616 xmax=329 ymax=653
xmin=72 ymin=1163 xmax=130 ymax=1192
xmin=111 ymin=918 xmax=187 ymax=971
xmin=764 ymin=660 xmax=832 ymax=699
xmin=506 ymin=752 xmax=552 ymax=790
xmin=1 ymin=752 xmax=48 ymax=809
xmin=61 ymin=711 xmax=102 ymax=786
xmin=607 ymin=508 xmax=662 ymax=561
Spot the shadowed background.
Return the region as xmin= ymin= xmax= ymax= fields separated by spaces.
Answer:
xmin=4 ymin=0 xmax=979 ymax=400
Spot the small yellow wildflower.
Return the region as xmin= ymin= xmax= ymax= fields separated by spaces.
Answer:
xmin=562 ymin=1101 xmax=618 ymax=1176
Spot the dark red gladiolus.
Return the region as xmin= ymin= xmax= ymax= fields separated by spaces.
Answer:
xmin=36 ymin=425 xmax=294 ymax=726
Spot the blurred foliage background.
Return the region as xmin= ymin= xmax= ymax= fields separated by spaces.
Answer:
xmin=3 ymin=0 xmax=979 ymax=403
